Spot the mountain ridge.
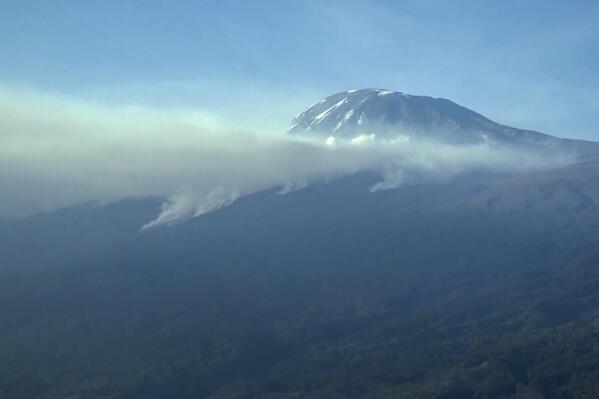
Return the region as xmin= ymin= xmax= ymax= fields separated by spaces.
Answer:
xmin=289 ymin=88 xmax=599 ymax=155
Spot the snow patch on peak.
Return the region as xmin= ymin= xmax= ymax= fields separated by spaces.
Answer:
xmin=357 ymin=112 xmax=366 ymax=125
xmin=334 ymin=109 xmax=355 ymax=132
xmin=294 ymin=99 xmax=326 ymax=119
xmin=312 ymin=98 xmax=348 ymax=126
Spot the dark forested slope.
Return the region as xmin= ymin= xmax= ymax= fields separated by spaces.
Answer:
xmin=3 ymin=162 xmax=599 ymax=398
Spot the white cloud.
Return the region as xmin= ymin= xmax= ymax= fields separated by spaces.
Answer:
xmin=0 ymin=85 xmax=574 ymax=228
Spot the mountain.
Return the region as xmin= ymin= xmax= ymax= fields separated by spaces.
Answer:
xmin=4 ymin=92 xmax=599 ymax=398
xmin=4 ymin=162 xmax=599 ymax=398
xmin=289 ymin=88 xmax=599 ymax=154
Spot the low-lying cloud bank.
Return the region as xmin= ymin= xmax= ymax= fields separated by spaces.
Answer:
xmin=0 ymin=86 xmax=574 ymax=228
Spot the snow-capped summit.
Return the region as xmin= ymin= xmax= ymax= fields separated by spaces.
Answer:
xmin=289 ymin=89 xmax=597 ymax=153
xmin=289 ymin=88 xmax=493 ymax=142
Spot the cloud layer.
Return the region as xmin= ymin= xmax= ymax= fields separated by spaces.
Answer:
xmin=0 ymin=86 xmax=573 ymax=228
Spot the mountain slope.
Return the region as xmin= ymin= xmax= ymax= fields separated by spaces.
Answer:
xmin=4 ymin=90 xmax=599 ymax=398
xmin=3 ymin=159 xmax=599 ymax=397
xmin=289 ymin=88 xmax=599 ymax=154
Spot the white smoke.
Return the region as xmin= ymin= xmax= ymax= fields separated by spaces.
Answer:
xmin=140 ymin=187 xmax=240 ymax=230
xmin=0 ymin=86 xmax=574 ymax=228
xmin=370 ymin=167 xmax=403 ymax=192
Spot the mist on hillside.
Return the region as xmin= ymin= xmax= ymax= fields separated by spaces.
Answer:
xmin=0 ymin=87 xmax=572 ymax=228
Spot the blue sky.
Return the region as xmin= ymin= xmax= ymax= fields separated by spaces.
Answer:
xmin=2 ymin=0 xmax=599 ymax=138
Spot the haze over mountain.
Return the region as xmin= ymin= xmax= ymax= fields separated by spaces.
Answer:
xmin=289 ymin=89 xmax=599 ymax=155
xmin=4 ymin=1 xmax=599 ymax=397
xmin=1 ymin=86 xmax=574 ymax=227
xmin=3 ymin=85 xmax=599 ymax=397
